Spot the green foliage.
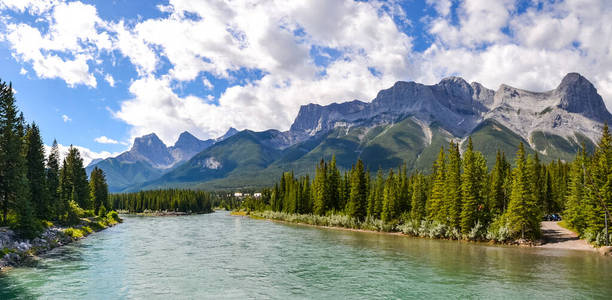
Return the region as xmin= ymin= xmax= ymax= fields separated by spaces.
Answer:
xmin=89 ymin=167 xmax=109 ymax=215
xmin=111 ymin=189 xmax=214 ymax=213
xmin=503 ymin=143 xmax=541 ymax=239
xmin=346 ymin=159 xmax=367 ymax=220
xmin=256 ymin=126 xmax=612 ymax=244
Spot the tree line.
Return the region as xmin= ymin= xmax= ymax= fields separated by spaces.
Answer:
xmin=244 ymin=127 xmax=612 ymax=244
xmin=0 ymin=79 xmax=111 ymax=238
xmin=110 ymin=189 xmax=214 ymax=213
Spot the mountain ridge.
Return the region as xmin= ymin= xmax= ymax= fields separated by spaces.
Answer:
xmin=104 ymin=72 xmax=610 ymax=192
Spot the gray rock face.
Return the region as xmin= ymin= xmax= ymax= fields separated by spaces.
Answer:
xmin=285 ymin=72 xmax=610 ymax=146
xmin=125 ymin=133 xmax=175 ymax=168
xmin=169 ymin=131 xmax=214 ymax=164
xmin=216 ymin=127 xmax=239 ymax=142
xmin=555 ymin=73 xmax=612 ymax=123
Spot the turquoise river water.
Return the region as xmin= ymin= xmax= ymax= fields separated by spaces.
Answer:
xmin=1 ymin=211 xmax=611 ymax=299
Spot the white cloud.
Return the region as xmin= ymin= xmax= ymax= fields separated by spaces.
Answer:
xmin=19 ymin=67 xmax=27 ymax=75
xmin=417 ymin=0 xmax=612 ymax=108
xmin=1 ymin=0 xmax=111 ymax=87
xmin=44 ymin=143 xmax=119 ymax=166
xmin=94 ymin=135 xmax=119 ymax=144
xmin=111 ymin=0 xmax=413 ymax=143
xmin=104 ymin=73 xmax=115 ymax=87
xmin=4 ymin=0 xmax=612 ymax=146
xmin=61 ymin=114 xmax=71 ymax=122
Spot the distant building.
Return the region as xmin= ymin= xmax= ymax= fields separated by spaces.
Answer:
xmin=234 ymin=192 xmax=243 ymax=197
xmin=253 ymin=192 xmax=262 ymax=198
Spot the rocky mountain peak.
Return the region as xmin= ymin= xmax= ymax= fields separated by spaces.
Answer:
xmin=174 ymin=131 xmax=200 ymax=148
xmin=132 ymin=133 xmax=166 ymax=151
xmin=555 ymin=72 xmax=612 ymax=122
xmin=217 ymin=127 xmax=239 ymax=141
xmin=129 ymin=133 xmax=174 ymax=168
xmin=289 ymin=100 xmax=367 ymax=134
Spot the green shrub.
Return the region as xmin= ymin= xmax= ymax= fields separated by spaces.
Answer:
xmin=41 ymin=220 xmax=54 ymax=228
xmin=65 ymin=200 xmax=83 ymax=226
xmin=107 ymin=211 xmax=121 ymax=223
xmin=98 ymin=205 xmax=107 ymax=217
xmin=64 ymin=228 xmax=83 ymax=238
xmin=81 ymin=209 xmax=95 ymax=218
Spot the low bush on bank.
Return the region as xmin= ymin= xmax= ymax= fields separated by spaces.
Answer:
xmin=250 ymin=210 xmax=526 ymax=243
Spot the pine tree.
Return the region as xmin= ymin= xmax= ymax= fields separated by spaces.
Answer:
xmin=489 ymin=150 xmax=506 ymax=215
xmin=0 ymin=80 xmax=31 ymax=229
xmin=381 ymin=169 xmax=398 ymax=223
xmin=367 ymin=169 xmax=384 ymax=218
xmin=428 ymin=147 xmax=447 ymax=224
xmin=0 ymin=80 xmax=37 ymax=236
xmin=445 ymin=141 xmax=462 ymax=229
xmin=58 ymin=159 xmax=72 ymax=221
xmin=65 ymin=146 xmax=90 ymax=209
xmin=347 ymin=159 xmax=367 ymax=220
xmin=25 ymin=123 xmax=48 ymax=220
xmin=460 ymin=137 xmax=478 ymax=234
xmin=410 ymin=173 xmax=426 ymax=222
xmin=89 ymin=167 xmax=109 ymax=215
xmin=504 ymin=143 xmax=540 ymax=239
xmin=564 ymin=148 xmax=587 ymax=232
xmin=327 ymin=155 xmax=341 ymax=211
xmin=313 ymin=159 xmax=327 ymax=215
xmin=46 ymin=140 xmax=61 ymax=220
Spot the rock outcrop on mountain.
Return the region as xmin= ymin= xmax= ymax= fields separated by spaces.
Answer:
xmin=113 ymin=72 xmax=611 ymax=191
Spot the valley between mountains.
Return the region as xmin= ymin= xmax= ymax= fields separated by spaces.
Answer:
xmin=88 ymin=72 xmax=610 ymax=192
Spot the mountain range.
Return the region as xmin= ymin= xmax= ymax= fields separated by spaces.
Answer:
xmin=89 ymin=72 xmax=611 ymax=192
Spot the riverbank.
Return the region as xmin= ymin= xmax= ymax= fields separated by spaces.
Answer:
xmin=240 ymin=210 xmax=611 ymax=254
xmin=0 ymin=212 xmax=122 ymax=271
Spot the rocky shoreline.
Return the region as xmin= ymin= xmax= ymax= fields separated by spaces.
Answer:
xmin=0 ymin=215 xmax=121 ymax=271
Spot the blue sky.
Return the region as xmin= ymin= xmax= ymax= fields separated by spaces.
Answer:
xmin=1 ymin=0 xmax=611 ymax=163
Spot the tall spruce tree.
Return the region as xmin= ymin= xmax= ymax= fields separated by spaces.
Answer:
xmin=89 ymin=167 xmax=109 ymax=215
xmin=25 ymin=123 xmax=48 ymax=220
xmin=445 ymin=141 xmax=462 ymax=229
xmin=327 ymin=156 xmax=341 ymax=211
xmin=46 ymin=140 xmax=61 ymax=220
xmin=347 ymin=159 xmax=367 ymax=220
xmin=564 ymin=148 xmax=587 ymax=232
xmin=313 ymin=159 xmax=327 ymax=215
xmin=381 ymin=169 xmax=398 ymax=223
xmin=65 ymin=146 xmax=90 ymax=209
xmin=504 ymin=143 xmax=540 ymax=239
xmin=428 ymin=147 xmax=447 ymax=224
xmin=460 ymin=138 xmax=479 ymax=234
xmin=410 ymin=173 xmax=426 ymax=222
xmin=489 ymin=150 xmax=507 ymax=215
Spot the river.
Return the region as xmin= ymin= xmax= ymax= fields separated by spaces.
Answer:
xmin=1 ymin=211 xmax=611 ymax=299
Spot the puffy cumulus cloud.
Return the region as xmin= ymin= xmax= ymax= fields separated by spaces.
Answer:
xmin=94 ymin=135 xmax=119 ymax=144
xmin=4 ymin=0 xmax=612 ymax=147
xmin=420 ymin=0 xmax=612 ymax=109
xmin=111 ymin=0 xmax=414 ymax=144
xmin=1 ymin=0 xmax=111 ymax=87
xmin=44 ymin=143 xmax=119 ymax=166
xmin=61 ymin=114 xmax=71 ymax=122
xmin=428 ymin=0 xmax=515 ymax=48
